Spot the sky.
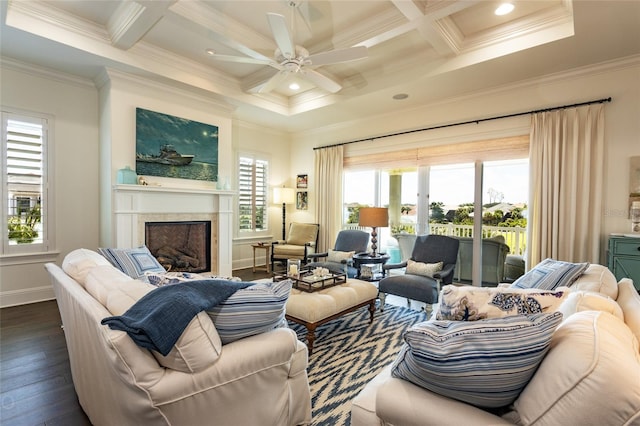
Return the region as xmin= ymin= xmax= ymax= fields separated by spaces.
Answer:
xmin=344 ymin=159 xmax=529 ymax=207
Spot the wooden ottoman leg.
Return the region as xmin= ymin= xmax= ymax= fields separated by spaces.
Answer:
xmin=305 ymin=323 xmax=317 ymax=355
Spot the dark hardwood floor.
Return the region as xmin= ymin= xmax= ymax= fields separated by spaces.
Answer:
xmin=0 ymin=268 xmax=271 ymax=426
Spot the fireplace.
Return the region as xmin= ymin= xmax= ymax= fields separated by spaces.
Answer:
xmin=113 ymin=185 xmax=233 ymax=276
xmin=145 ymin=221 xmax=211 ymax=273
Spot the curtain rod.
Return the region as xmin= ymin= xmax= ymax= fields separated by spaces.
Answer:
xmin=313 ymin=96 xmax=612 ymax=150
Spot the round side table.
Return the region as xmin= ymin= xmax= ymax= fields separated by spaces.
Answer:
xmin=353 ymin=253 xmax=390 ymax=281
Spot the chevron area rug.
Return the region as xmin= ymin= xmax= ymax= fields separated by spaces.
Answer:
xmin=289 ymin=303 xmax=428 ymax=426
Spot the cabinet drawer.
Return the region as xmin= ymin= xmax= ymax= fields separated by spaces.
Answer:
xmin=611 ymin=239 xmax=640 ymax=256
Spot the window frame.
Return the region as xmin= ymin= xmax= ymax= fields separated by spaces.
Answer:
xmin=1 ymin=108 xmax=55 ymax=257
xmin=237 ymin=152 xmax=270 ymax=236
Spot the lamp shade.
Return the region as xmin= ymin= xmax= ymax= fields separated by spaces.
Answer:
xmin=359 ymin=207 xmax=389 ymax=227
xmin=273 ymin=187 xmax=295 ymax=204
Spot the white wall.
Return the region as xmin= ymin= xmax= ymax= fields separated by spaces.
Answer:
xmin=0 ymin=60 xmax=100 ymax=306
xmin=291 ymin=56 xmax=640 ymax=264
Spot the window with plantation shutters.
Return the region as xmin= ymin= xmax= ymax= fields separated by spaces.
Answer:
xmin=238 ymin=156 xmax=268 ymax=232
xmin=2 ymin=111 xmax=52 ymax=254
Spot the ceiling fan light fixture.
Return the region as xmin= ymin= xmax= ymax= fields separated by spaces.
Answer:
xmin=495 ymin=3 xmax=515 ymax=16
xmin=289 ymin=82 xmax=300 ymax=90
xmin=205 ymin=48 xmax=215 ymax=56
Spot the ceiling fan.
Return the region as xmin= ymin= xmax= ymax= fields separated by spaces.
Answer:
xmin=207 ymin=3 xmax=368 ymax=94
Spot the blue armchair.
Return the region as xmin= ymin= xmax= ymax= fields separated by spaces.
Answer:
xmin=378 ymin=235 xmax=459 ymax=311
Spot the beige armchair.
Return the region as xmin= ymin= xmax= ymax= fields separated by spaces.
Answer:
xmin=271 ymin=223 xmax=319 ymax=272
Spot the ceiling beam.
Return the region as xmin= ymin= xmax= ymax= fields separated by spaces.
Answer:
xmin=108 ymin=0 xmax=176 ymax=50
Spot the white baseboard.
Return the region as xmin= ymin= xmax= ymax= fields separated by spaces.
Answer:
xmin=233 ymin=258 xmax=268 ymax=272
xmin=0 ymin=286 xmax=55 ymax=308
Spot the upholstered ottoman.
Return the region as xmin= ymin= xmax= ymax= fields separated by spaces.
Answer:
xmin=286 ymin=279 xmax=378 ymax=354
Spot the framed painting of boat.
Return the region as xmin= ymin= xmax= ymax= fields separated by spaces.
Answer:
xmin=135 ymin=107 xmax=218 ymax=182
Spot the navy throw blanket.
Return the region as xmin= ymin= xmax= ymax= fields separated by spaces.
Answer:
xmin=101 ymin=279 xmax=253 ymax=355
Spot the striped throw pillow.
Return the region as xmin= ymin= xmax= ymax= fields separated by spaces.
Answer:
xmin=391 ymin=312 xmax=563 ymax=408
xmin=511 ymin=258 xmax=589 ymax=290
xmin=99 ymin=246 xmax=166 ymax=279
xmin=207 ymin=279 xmax=292 ymax=344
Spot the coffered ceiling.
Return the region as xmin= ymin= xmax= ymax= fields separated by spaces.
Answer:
xmin=1 ymin=1 xmax=639 ymax=132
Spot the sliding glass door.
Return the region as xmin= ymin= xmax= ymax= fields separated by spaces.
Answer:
xmin=343 ymin=158 xmax=528 ymax=285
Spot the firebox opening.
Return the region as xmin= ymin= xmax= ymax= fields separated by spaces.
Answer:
xmin=145 ymin=221 xmax=211 ymax=273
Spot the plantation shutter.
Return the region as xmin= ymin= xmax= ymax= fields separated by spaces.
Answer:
xmin=238 ymin=157 xmax=268 ymax=231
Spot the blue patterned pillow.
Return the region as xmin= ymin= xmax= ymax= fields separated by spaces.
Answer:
xmin=435 ymin=285 xmax=567 ymax=321
xmin=98 ymin=246 xmax=166 ymax=279
xmin=391 ymin=312 xmax=563 ymax=408
xmin=207 ymin=279 xmax=293 ymax=344
xmin=144 ymin=271 xmax=241 ymax=287
xmin=511 ymin=258 xmax=589 ymax=290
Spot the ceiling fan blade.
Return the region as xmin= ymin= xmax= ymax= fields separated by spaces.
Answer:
xmin=267 ymin=12 xmax=295 ymax=59
xmin=307 ymin=46 xmax=368 ymax=66
xmin=258 ymin=70 xmax=290 ymax=94
xmin=300 ymin=69 xmax=342 ymax=93
xmin=208 ymin=54 xmax=276 ymax=67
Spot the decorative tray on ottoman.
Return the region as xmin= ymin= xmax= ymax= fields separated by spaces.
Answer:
xmin=274 ymin=269 xmax=347 ymax=293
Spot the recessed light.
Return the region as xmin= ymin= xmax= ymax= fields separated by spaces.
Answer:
xmin=206 ymin=48 xmax=215 ymax=55
xmin=495 ymin=3 xmax=514 ymax=16
xmin=289 ymin=82 xmax=300 ymax=90
xmin=393 ymin=93 xmax=409 ymax=100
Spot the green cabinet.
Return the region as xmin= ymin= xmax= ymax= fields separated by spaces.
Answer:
xmin=608 ymin=235 xmax=640 ymax=291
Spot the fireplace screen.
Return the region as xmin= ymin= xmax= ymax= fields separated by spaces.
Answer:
xmin=145 ymin=221 xmax=211 ymax=273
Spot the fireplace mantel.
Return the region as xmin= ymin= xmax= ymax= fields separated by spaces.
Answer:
xmin=113 ymin=184 xmax=234 ymax=276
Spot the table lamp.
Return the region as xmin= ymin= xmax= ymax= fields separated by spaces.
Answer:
xmin=359 ymin=207 xmax=389 ymax=257
xmin=273 ymin=186 xmax=295 ymax=240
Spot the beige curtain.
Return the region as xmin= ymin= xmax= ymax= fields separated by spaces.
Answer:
xmin=314 ymin=145 xmax=344 ymax=252
xmin=528 ymin=104 xmax=605 ymax=267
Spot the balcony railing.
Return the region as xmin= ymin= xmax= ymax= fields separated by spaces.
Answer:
xmin=429 ymin=224 xmax=527 ymax=256
xmin=344 ymin=223 xmax=527 ymax=256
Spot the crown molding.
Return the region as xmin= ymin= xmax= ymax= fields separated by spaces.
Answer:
xmin=6 ymin=0 xmax=110 ymax=43
xmin=459 ymin=2 xmax=574 ymax=52
xmin=100 ymin=67 xmax=236 ymax=114
xmin=0 ymin=56 xmax=96 ymax=89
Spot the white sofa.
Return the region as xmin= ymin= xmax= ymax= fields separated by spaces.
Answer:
xmin=351 ymin=264 xmax=640 ymax=425
xmin=46 ymin=249 xmax=312 ymax=426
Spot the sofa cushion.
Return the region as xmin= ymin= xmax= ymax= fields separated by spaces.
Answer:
xmin=406 ymin=260 xmax=443 ymax=278
xmin=391 ymin=312 xmax=563 ymax=408
xmin=514 ymin=311 xmax=640 ymax=425
xmin=435 ymin=285 xmax=568 ymax=321
xmin=511 ymin=258 xmax=589 ymax=290
xmin=85 ymin=265 xmax=136 ymax=306
xmin=98 ymin=246 xmax=166 ymax=279
xmin=62 ymin=248 xmax=112 ymax=286
xmin=207 ymin=279 xmax=292 ymax=344
xmin=616 ymin=278 xmax=640 ymax=345
xmin=327 ymin=249 xmax=355 ymax=263
xmin=570 ymin=263 xmax=619 ymax=299
xmin=105 ymin=279 xmax=222 ymax=373
xmin=105 ymin=279 xmax=155 ymax=312
xmin=557 ymin=290 xmax=623 ymax=321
